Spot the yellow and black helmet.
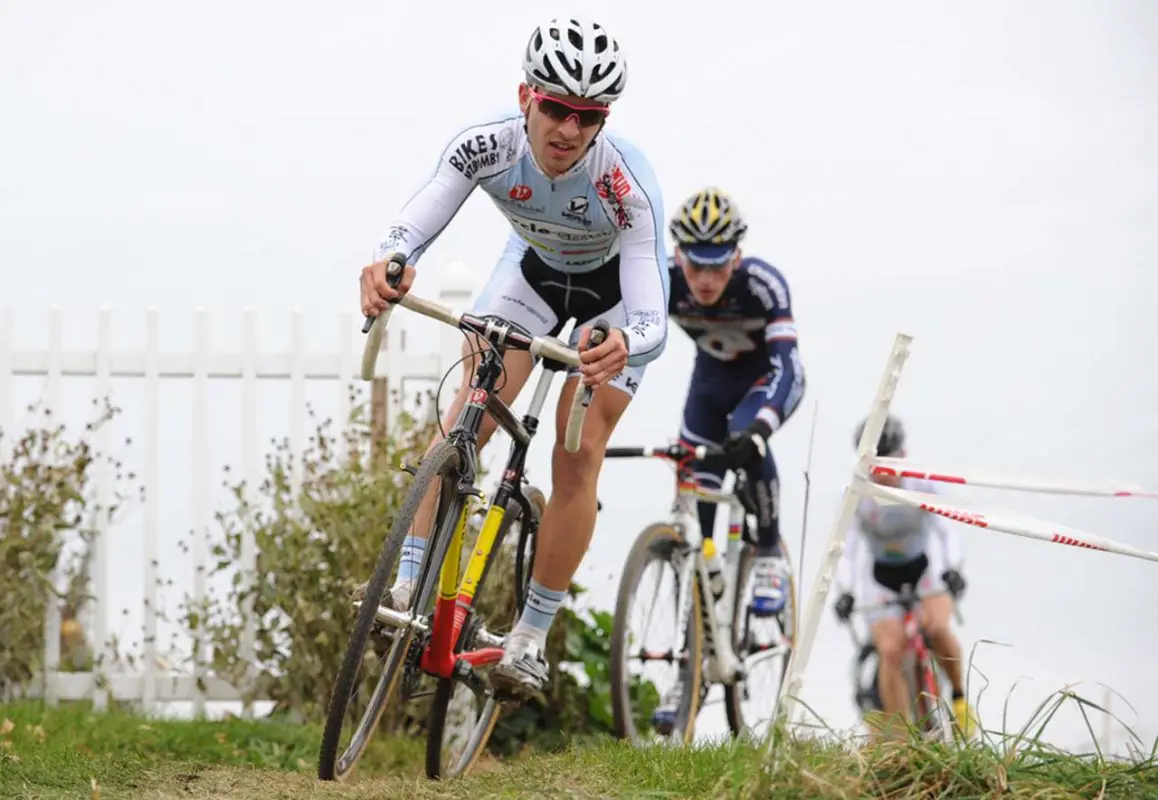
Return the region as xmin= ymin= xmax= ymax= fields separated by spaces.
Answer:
xmin=669 ymin=187 xmax=748 ymax=265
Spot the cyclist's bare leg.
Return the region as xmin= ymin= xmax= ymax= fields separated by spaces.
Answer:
xmin=920 ymin=594 xmax=964 ymax=694
xmin=530 ymin=376 xmax=630 ymax=592
xmin=407 ymin=334 xmax=535 ymax=542
xmin=871 ymin=617 xmax=910 ymax=739
xmin=489 ymin=377 xmax=631 ymax=696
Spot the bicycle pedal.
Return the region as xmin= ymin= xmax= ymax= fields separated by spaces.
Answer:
xmin=492 ymin=687 xmax=533 ymax=708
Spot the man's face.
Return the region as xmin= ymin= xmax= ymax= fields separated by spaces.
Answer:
xmin=677 ymin=247 xmax=740 ymax=306
xmin=519 ymin=83 xmax=609 ymax=176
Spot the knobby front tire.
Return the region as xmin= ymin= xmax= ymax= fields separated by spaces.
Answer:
xmin=318 ymin=439 xmax=462 ymax=782
xmin=610 ymin=522 xmax=704 ymax=746
xmin=725 ymin=544 xmax=794 ymax=740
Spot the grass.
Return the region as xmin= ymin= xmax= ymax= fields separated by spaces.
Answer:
xmin=1 ymin=694 xmax=1157 ymax=799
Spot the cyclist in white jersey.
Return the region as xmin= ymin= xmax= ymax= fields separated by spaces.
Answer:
xmin=832 ymin=416 xmax=976 ymax=737
xmin=358 ymin=17 xmax=669 ymax=700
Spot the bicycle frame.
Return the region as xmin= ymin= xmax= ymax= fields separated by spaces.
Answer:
xmin=359 ymin=286 xmax=595 ymax=694
xmin=606 ymin=444 xmax=792 ymax=686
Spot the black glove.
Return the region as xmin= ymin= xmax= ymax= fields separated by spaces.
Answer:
xmin=722 ymin=420 xmax=772 ymax=470
xmin=942 ymin=569 xmax=966 ymax=598
xmin=834 ymin=592 xmax=855 ymax=622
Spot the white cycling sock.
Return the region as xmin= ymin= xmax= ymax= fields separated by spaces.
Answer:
xmin=509 ymin=579 xmax=566 ymax=650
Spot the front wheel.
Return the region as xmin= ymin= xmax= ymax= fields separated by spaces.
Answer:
xmin=725 ymin=544 xmax=794 ymax=741
xmin=317 ymin=439 xmax=463 ymax=782
xmin=609 ymin=522 xmax=703 ymax=746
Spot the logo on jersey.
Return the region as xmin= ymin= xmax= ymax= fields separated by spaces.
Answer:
xmin=625 ymin=309 xmax=662 ymax=341
xmin=448 ymin=132 xmax=502 ymax=180
xmin=562 ymin=195 xmax=592 ymax=226
xmin=378 ymin=224 xmax=410 ymax=254
xmin=748 ymin=277 xmax=774 ymax=312
xmin=497 ymin=126 xmax=517 ymax=161
xmin=504 ymin=211 xmax=611 ymax=245
xmin=596 ymin=166 xmax=633 ymax=229
xmin=509 ymin=184 xmax=533 ymax=202
xmin=748 ymin=265 xmax=790 ymax=309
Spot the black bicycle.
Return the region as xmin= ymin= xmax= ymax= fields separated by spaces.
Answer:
xmin=318 ymin=256 xmax=607 ymax=781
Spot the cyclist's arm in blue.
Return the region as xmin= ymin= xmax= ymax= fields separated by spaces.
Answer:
xmin=372 ymin=118 xmax=513 ymax=266
xmin=599 ymin=137 xmax=669 ymax=367
xmin=746 ymin=260 xmax=805 ymax=433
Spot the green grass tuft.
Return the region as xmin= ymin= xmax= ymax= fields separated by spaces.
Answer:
xmin=1 ymin=690 xmax=1156 ymax=799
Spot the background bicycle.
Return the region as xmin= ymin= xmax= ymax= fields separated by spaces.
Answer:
xmin=848 ymin=584 xmax=962 ymax=745
xmin=603 ymin=442 xmax=798 ymax=747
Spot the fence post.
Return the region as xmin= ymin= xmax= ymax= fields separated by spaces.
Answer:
xmin=90 ymin=306 xmax=113 ymax=711
xmin=42 ymin=306 xmax=64 ymax=707
xmin=370 ymin=328 xmax=389 ymax=471
xmin=239 ymin=307 xmax=258 ymax=719
xmin=191 ymin=308 xmax=209 ymax=717
xmin=769 ymin=333 xmax=913 ymax=751
xmin=437 ymin=262 xmax=474 ymax=420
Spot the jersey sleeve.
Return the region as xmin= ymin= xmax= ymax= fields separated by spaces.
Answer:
xmin=746 ymin=261 xmax=806 ymax=433
xmin=596 ymin=139 xmax=670 ymax=367
xmin=372 ymin=121 xmax=509 ymax=267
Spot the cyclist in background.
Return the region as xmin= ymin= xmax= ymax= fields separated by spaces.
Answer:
xmin=832 ymin=415 xmax=976 ymax=738
xmin=357 ymin=16 xmax=670 ymax=701
xmin=649 ymin=187 xmax=806 ymax=733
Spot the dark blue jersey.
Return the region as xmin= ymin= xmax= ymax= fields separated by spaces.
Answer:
xmin=668 ymin=256 xmax=805 ymax=431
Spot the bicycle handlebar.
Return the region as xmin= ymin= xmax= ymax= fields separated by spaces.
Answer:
xmin=848 ymin=586 xmax=965 ymax=625
xmin=360 ymin=257 xmax=599 ymax=454
xmin=604 ymin=442 xmax=723 ymax=462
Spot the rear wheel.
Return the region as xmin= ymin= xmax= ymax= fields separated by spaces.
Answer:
xmin=318 ymin=440 xmax=463 ymax=781
xmin=424 ymin=485 xmax=547 ymax=779
xmin=610 ymin=523 xmax=703 ymax=746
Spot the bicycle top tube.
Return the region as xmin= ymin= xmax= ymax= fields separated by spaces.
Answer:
xmin=604 ymin=441 xmax=721 ymax=464
xmin=604 ymin=442 xmax=754 ymax=499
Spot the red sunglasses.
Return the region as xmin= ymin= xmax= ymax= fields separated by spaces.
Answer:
xmin=529 ymin=88 xmax=609 ymax=128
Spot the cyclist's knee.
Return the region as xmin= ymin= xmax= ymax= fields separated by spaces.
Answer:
xmin=920 ymin=596 xmax=954 ymax=641
xmin=551 ymin=437 xmax=601 ymax=492
xmin=923 ymin=614 xmax=952 ymax=644
xmin=874 ymin=626 xmax=906 ymax=667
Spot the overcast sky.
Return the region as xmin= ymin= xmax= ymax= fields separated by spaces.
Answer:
xmin=2 ymin=0 xmax=1157 ymax=754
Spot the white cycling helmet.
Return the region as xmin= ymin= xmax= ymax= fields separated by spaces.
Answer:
xmin=522 ymin=17 xmax=627 ymax=103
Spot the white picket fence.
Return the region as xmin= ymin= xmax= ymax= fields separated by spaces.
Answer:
xmin=0 ymin=264 xmax=476 ymax=717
